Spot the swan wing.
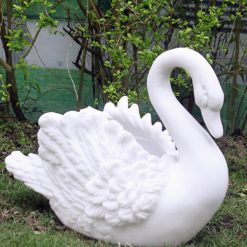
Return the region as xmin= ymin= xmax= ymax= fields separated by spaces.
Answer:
xmin=6 ymin=97 xmax=175 ymax=239
xmin=104 ymin=96 xmax=177 ymax=157
xmin=23 ymin=107 xmax=173 ymax=239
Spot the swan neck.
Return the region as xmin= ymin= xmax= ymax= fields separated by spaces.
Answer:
xmin=147 ymin=48 xmax=214 ymax=156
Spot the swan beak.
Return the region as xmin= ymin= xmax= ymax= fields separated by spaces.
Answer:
xmin=201 ymin=108 xmax=224 ymax=138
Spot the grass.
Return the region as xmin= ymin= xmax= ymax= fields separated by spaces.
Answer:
xmin=0 ymin=118 xmax=246 ymax=246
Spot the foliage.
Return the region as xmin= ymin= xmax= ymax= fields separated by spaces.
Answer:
xmin=0 ymin=0 xmax=60 ymax=120
xmin=176 ymin=0 xmax=247 ymax=134
xmin=12 ymin=0 xmax=58 ymax=29
xmin=0 ymin=73 xmax=10 ymax=102
xmin=64 ymin=0 xmax=184 ymax=109
xmin=178 ymin=5 xmax=223 ymax=52
xmin=14 ymin=59 xmax=42 ymax=114
xmin=65 ymin=0 xmax=246 ymax=134
xmin=1 ymin=0 xmax=246 ymax=134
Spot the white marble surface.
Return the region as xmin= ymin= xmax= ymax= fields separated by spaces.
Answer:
xmin=6 ymin=48 xmax=228 ymax=246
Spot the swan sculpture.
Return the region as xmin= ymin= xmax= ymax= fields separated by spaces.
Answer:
xmin=6 ymin=48 xmax=228 ymax=246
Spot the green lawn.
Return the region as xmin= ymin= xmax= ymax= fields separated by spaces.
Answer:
xmin=0 ymin=119 xmax=246 ymax=247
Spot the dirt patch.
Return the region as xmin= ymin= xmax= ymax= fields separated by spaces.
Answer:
xmin=217 ymin=136 xmax=247 ymax=173
xmin=0 ymin=116 xmax=39 ymax=163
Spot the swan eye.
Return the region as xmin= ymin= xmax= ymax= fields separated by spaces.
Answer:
xmin=209 ymin=101 xmax=222 ymax=111
xmin=194 ymin=89 xmax=208 ymax=109
xmin=200 ymin=94 xmax=208 ymax=108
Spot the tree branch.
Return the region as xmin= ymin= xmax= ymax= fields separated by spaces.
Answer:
xmin=22 ymin=27 xmax=42 ymax=59
xmin=63 ymin=26 xmax=95 ymax=53
xmin=0 ymin=3 xmax=9 ymax=52
xmin=76 ymin=0 xmax=88 ymax=16
xmin=22 ymin=0 xmax=63 ymax=59
xmin=0 ymin=58 xmax=12 ymax=71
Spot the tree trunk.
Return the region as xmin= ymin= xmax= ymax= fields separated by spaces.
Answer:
xmin=187 ymin=0 xmax=200 ymax=114
xmin=6 ymin=70 xmax=26 ymax=120
xmin=228 ymin=15 xmax=240 ymax=134
xmin=1 ymin=0 xmax=26 ymax=120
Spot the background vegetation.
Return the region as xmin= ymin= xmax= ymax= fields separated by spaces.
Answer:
xmin=63 ymin=0 xmax=247 ymax=135
xmin=0 ymin=0 xmax=247 ymax=134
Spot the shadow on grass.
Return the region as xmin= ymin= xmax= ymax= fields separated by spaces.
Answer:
xmin=1 ymin=173 xmax=50 ymax=212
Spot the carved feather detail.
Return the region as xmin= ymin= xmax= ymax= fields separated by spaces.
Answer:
xmin=6 ymin=96 xmax=176 ymax=239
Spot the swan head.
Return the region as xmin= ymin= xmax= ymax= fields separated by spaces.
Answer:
xmin=194 ymin=77 xmax=224 ymax=139
xmin=201 ymin=108 xmax=223 ymax=139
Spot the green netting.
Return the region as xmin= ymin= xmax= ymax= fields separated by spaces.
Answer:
xmin=15 ymin=68 xmax=94 ymax=122
xmin=10 ymin=0 xmax=111 ymax=20
xmin=1 ymin=0 xmax=83 ymax=20
xmin=1 ymin=67 xmax=246 ymax=133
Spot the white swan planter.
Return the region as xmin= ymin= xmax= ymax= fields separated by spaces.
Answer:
xmin=6 ymin=48 xmax=228 ymax=246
